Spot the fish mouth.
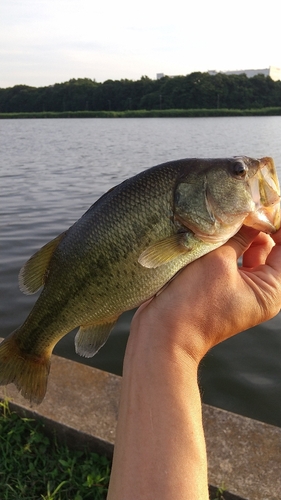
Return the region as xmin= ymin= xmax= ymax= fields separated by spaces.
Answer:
xmin=244 ymin=157 xmax=281 ymax=233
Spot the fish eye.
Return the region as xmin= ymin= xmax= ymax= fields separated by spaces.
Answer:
xmin=231 ymin=161 xmax=247 ymax=179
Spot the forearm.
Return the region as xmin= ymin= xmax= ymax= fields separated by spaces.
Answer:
xmin=107 ymin=316 xmax=209 ymax=500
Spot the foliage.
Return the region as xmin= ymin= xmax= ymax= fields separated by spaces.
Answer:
xmin=0 ymin=399 xmax=110 ymax=500
xmin=0 ymin=73 xmax=280 ymax=113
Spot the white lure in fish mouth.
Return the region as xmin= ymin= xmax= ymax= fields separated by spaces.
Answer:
xmin=244 ymin=157 xmax=281 ymax=233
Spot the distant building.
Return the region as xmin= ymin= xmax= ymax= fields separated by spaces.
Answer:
xmin=208 ymin=66 xmax=281 ymax=81
xmin=156 ymin=73 xmax=179 ymax=79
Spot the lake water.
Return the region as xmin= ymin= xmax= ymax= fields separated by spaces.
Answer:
xmin=1 ymin=117 xmax=281 ymax=426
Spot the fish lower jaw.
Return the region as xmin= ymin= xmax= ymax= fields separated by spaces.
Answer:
xmin=243 ymin=207 xmax=280 ymax=233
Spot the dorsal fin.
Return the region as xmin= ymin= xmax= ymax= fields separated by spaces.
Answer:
xmin=19 ymin=232 xmax=65 ymax=294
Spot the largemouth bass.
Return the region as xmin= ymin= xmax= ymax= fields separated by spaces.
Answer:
xmin=0 ymin=156 xmax=280 ymax=404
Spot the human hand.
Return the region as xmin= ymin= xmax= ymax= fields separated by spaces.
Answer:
xmin=132 ymin=224 xmax=281 ymax=365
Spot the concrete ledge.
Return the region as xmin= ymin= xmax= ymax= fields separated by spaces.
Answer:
xmin=203 ymin=405 xmax=281 ymax=499
xmin=1 ymin=352 xmax=280 ymax=500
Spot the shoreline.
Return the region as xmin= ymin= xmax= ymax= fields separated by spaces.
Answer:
xmin=0 ymin=107 xmax=281 ymax=119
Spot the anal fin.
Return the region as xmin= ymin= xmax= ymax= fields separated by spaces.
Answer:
xmin=75 ymin=318 xmax=118 ymax=358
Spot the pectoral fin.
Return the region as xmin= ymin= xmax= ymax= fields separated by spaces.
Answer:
xmin=19 ymin=232 xmax=66 ymax=294
xmin=138 ymin=233 xmax=192 ymax=269
xmin=75 ymin=318 xmax=119 ymax=358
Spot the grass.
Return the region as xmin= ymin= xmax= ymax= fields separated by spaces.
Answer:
xmin=0 ymin=399 xmax=111 ymax=500
xmin=0 ymin=107 xmax=280 ymax=119
xmin=211 ymin=484 xmax=226 ymax=500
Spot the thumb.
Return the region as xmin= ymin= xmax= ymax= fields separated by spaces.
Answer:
xmin=225 ymin=226 xmax=261 ymax=259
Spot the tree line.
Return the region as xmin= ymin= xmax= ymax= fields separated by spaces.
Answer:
xmin=1 ymin=72 xmax=281 ymax=113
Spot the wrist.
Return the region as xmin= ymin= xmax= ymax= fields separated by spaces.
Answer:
xmin=129 ymin=303 xmax=210 ymax=371
xmin=124 ymin=312 xmax=204 ymax=401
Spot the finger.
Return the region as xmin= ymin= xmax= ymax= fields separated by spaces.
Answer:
xmin=224 ymin=226 xmax=260 ymax=260
xmin=265 ymin=227 xmax=281 ymax=274
xmin=242 ymin=232 xmax=275 ymax=268
xmin=271 ymin=225 xmax=281 ymax=244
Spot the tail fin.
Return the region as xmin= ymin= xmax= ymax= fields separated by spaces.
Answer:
xmin=0 ymin=333 xmax=50 ymax=404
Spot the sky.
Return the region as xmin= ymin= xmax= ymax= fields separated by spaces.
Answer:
xmin=1 ymin=0 xmax=280 ymax=88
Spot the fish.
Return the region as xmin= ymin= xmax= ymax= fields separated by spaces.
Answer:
xmin=0 ymin=156 xmax=280 ymax=404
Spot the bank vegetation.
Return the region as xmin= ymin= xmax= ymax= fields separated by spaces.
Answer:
xmin=0 ymin=72 xmax=280 ymax=116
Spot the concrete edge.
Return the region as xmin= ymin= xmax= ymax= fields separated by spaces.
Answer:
xmin=0 ymin=348 xmax=280 ymax=500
